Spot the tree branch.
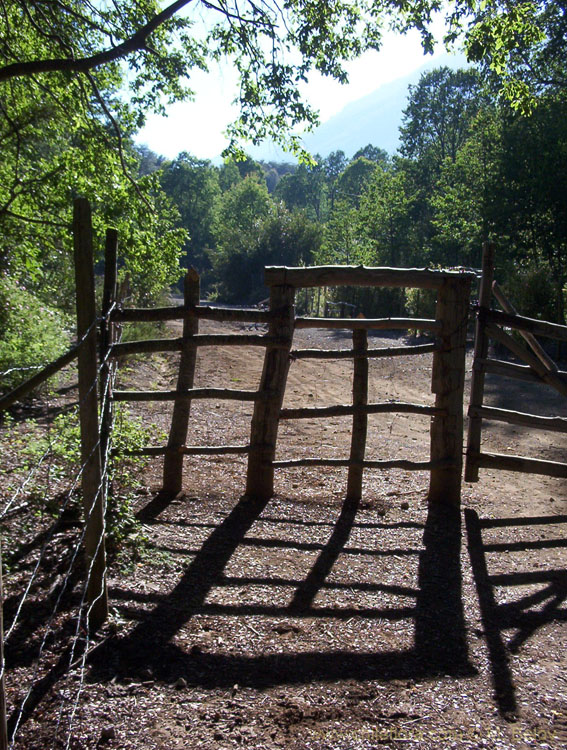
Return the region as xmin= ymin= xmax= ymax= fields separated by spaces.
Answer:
xmin=0 ymin=0 xmax=195 ymax=82
xmin=85 ymin=72 xmax=153 ymax=212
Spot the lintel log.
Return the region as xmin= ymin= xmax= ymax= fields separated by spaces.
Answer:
xmin=291 ymin=343 xmax=438 ymax=360
xmin=110 ymin=334 xmax=287 ymax=357
xmin=265 ymin=265 xmax=476 ymax=290
xmin=347 ymin=329 xmax=368 ymax=501
xmin=295 ymin=316 xmax=441 ymax=332
xmin=280 ymin=402 xmax=444 ymax=420
xmin=113 ymin=387 xmax=265 ymax=402
xmin=486 ymin=324 xmax=567 ymax=398
xmin=429 ymin=277 xmax=471 ymax=505
xmin=470 ymin=405 xmax=567 ymax=433
xmin=465 ymin=242 xmax=495 ymax=483
xmin=162 ymin=269 xmax=199 ymax=495
xmin=246 ymin=285 xmax=295 ymax=500
xmin=476 ymin=451 xmax=567 ymax=479
xmin=73 ymin=198 xmax=108 ymax=630
xmin=112 ymin=304 xmax=271 ymax=324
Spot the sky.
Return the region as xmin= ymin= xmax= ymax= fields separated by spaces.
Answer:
xmin=135 ymin=18 xmax=451 ymax=161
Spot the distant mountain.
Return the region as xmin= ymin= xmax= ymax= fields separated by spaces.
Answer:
xmin=249 ymin=51 xmax=468 ymax=162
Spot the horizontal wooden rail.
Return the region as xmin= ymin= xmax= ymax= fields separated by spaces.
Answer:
xmin=0 ymin=335 xmax=86 ymax=412
xmin=492 ymin=282 xmax=561 ymax=375
xmin=110 ymin=334 xmax=287 ymax=357
xmin=291 ymin=343 xmax=438 ymax=360
xmin=280 ymin=401 xmax=444 ymax=420
xmin=111 ymin=304 xmax=271 ymax=324
xmin=271 ymin=457 xmax=453 ymax=470
xmin=475 ymin=451 xmax=567 ymax=478
xmin=265 ymin=265 xmax=476 ymax=290
xmin=470 ymin=405 xmax=567 ymax=433
xmin=475 ymin=357 xmax=567 ymax=385
xmin=294 ymin=317 xmax=441 ymax=332
xmin=486 ymin=324 xmax=567 ymax=398
xmin=113 ymin=444 xmax=251 ymax=457
xmin=484 ymin=308 xmax=567 ymax=342
xmin=113 ymin=387 xmax=266 ymax=402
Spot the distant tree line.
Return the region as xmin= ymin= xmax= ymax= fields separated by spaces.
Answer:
xmin=149 ymin=64 xmax=567 ymax=324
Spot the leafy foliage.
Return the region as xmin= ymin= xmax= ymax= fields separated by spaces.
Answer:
xmin=0 ymin=275 xmax=71 ymax=392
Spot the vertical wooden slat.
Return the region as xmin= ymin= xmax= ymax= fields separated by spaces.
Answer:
xmin=429 ymin=277 xmax=471 ymax=506
xmin=346 ymin=329 xmax=368 ymax=500
xmin=246 ymin=284 xmax=295 ymax=500
xmin=100 ymin=228 xmax=118 ymax=467
xmin=465 ymin=242 xmax=495 ymax=482
xmin=73 ymin=198 xmax=108 ymax=630
xmin=0 ymin=539 xmax=7 ymax=750
xmin=162 ymin=269 xmax=200 ymax=495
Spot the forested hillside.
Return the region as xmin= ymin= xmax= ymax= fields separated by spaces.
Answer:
xmin=150 ymin=64 xmax=567 ymax=326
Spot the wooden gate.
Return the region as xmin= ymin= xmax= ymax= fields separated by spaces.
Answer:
xmin=465 ymin=244 xmax=567 ymax=482
xmin=247 ymin=265 xmax=474 ymax=506
xmin=109 ymin=264 xmax=474 ymax=508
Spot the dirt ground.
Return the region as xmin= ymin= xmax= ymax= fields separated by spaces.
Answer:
xmin=2 ymin=315 xmax=567 ymax=749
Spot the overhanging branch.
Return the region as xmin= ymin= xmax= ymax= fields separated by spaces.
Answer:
xmin=0 ymin=0 xmax=194 ymax=82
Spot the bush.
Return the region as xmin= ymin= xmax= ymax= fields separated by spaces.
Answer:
xmin=501 ymin=264 xmax=557 ymax=322
xmin=0 ymin=275 xmax=72 ymax=394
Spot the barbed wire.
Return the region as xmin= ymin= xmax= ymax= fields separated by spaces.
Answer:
xmin=3 ymin=298 xmax=137 ymax=746
xmin=0 ymin=365 xmax=44 ymax=377
xmin=6 ymin=443 xmax=111 ymax=746
xmin=57 ymin=363 xmax=118 ymax=748
xmin=4 ymin=367 xmax=115 ymax=747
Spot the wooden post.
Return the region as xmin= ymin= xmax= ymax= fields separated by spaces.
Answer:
xmin=100 ymin=228 xmax=118 ymax=466
xmin=73 ymin=198 xmax=108 ymax=630
xmin=246 ymin=284 xmax=295 ymax=500
xmin=428 ymin=277 xmax=471 ymax=505
xmin=465 ymin=242 xmax=495 ymax=482
xmin=162 ymin=269 xmax=200 ymax=495
xmin=346 ymin=329 xmax=369 ymax=500
xmin=0 ymin=539 xmax=7 ymax=750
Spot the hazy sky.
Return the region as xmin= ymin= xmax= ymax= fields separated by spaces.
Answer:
xmin=135 ymin=20 xmax=450 ymax=160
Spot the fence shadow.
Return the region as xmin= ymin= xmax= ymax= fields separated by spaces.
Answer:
xmin=465 ymin=509 xmax=567 ymax=719
xmin=87 ymin=492 xmax=475 ymax=690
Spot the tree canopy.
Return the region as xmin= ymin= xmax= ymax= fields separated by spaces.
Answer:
xmin=2 ymin=0 xmax=567 ymax=377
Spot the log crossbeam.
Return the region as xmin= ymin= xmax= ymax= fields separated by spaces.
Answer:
xmin=113 ymin=388 xmax=267 ymax=402
xmin=290 ymin=343 xmax=439 ymax=360
xmin=280 ymin=402 xmax=444 ymax=420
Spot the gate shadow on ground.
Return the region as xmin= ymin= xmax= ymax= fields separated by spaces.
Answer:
xmin=465 ymin=509 xmax=567 ymax=719
xmin=89 ymin=492 xmax=475 ymax=691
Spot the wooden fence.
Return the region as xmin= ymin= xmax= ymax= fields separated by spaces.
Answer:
xmin=465 ymin=244 xmax=567 ymax=481
xmin=110 ymin=264 xmax=474 ymax=507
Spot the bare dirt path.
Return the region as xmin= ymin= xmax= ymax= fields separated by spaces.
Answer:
xmin=5 ymin=318 xmax=567 ymax=749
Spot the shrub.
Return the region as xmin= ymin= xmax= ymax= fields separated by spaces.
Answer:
xmin=0 ymin=275 xmax=72 ymax=394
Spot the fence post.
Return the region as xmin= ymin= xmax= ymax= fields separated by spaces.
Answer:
xmin=162 ymin=268 xmax=200 ymax=495
xmin=246 ymin=284 xmax=295 ymax=500
xmin=346 ymin=329 xmax=368 ymax=501
xmin=100 ymin=228 xmax=118 ymax=469
xmin=73 ymin=198 xmax=108 ymax=630
xmin=429 ymin=277 xmax=471 ymax=506
xmin=0 ymin=539 xmax=7 ymax=750
xmin=465 ymin=242 xmax=495 ymax=482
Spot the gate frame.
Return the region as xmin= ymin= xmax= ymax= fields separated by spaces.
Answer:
xmin=465 ymin=245 xmax=567 ymax=481
xmin=246 ymin=265 xmax=474 ymax=507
